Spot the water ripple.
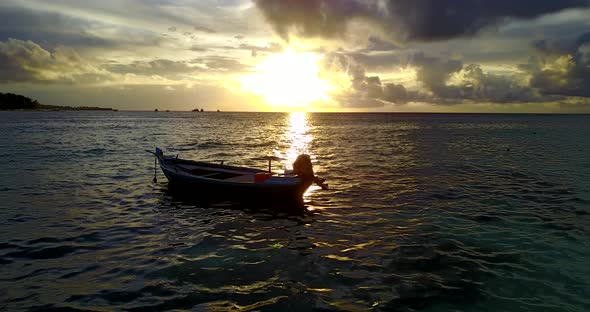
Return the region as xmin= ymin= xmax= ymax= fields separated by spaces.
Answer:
xmin=0 ymin=112 xmax=589 ymax=311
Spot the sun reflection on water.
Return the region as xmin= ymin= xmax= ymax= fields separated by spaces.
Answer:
xmin=274 ymin=112 xmax=320 ymax=200
xmin=284 ymin=112 xmax=312 ymax=165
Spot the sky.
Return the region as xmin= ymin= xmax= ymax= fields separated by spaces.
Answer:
xmin=1 ymin=0 xmax=590 ymax=112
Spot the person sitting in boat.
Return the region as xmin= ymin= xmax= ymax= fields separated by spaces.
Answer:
xmin=293 ymin=154 xmax=328 ymax=190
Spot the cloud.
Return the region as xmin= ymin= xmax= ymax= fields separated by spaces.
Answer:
xmin=239 ymin=42 xmax=283 ymax=57
xmin=558 ymin=97 xmax=590 ymax=112
xmin=104 ymin=56 xmax=251 ymax=81
xmin=525 ymin=32 xmax=590 ymax=97
xmin=0 ymin=38 xmax=109 ymax=83
xmin=413 ymin=53 xmax=463 ymax=99
xmin=254 ymin=0 xmax=590 ymax=42
xmin=0 ymin=36 xmax=252 ymax=84
xmin=321 ymin=50 xmax=551 ymax=107
xmin=363 ymin=36 xmax=399 ymax=52
xmin=104 ymin=59 xmax=200 ymax=80
xmin=346 ymin=51 xmax=402 ymax=72
xmin=531 ymin=30 xmax=590 ymax=56
xmin=0 ymin=7 xmax=118 ymax=49
xmin=189 ymin=46 xmax=208 ymax=52
xmin=194 ymin=25 xmax=216 ymax=33
xmin=213 ymin=42 xmax=283 ymax=57
xmin=452 ymin=64 xmax=544 ymax=103
xmin=196 ymin=56 xmax=251 ymax=72
xmin=411 ymin=53 xmax=548 ymax=104
xmin=0 ymin=39 xmax=51 ymax=82
xmin=0 ymin=38 xmax=241 ymax=85
xmin=320 ymin=52 xmax=430 ymax=107
xmin=254 ymin=0 xmax=369 ymax=40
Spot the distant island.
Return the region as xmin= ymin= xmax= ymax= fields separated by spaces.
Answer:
xmin=0 ymin=93 xmax=115 ymax=111
xmin=191 ymin=108 xmax=221 ymax=112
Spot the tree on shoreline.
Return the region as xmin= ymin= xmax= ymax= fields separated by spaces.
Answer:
xmin=0 ymin=93 xmax=40 ymax=110
xmin=0 ymin=92 xmax=113 ymax=111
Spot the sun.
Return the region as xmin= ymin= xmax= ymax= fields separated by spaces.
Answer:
xmin=240 ymin=48 xmax=331 ymax=110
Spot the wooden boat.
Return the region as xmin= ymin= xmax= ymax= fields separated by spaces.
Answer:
xmin=149 ymin=148 xmax=326 ymax=208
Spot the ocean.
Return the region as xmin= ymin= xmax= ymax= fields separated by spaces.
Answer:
xmin=0 ymin=111 xmax=589 ymax=311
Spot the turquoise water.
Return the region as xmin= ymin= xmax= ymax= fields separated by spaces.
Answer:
xmin=0 ymin=111 xmax=589 ymax=311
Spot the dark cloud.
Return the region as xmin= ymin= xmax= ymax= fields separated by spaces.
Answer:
xmin=255 ymin=0 xmax=590 ymax=42
xmin=412 ymin=53 xmax=545 ymax=103
xmin=363 ymin=36 xmax=399 ymax=52
xmin=532 ymin=31 xmax=590 ymax=55
xmin=189 ymin=45 xmax=208 ymax=52
xmin=382 ymin=1 xmax=590 ymax=41
xmin=194 ymin=25 xmax=216 ymax=33
xmin=104 ymin=56 xmax=250 ymax=79
xmin=453 ymin=64 xmax=544 ymax=103
xmin=198 ymin=56 xmax=250 ymax=72
xmin=382 ymin=83 xmax=408 ymax=104
xmin=347 ymin=51 xmax=402 ymax=71
xmin=322 ymin=50 xmax=549 ymax=107
xmin=0 ymin=38 xmax=252 ymax=84
xmin=103 ymin=56 xmax=249 ymax=80
xmin=526 ymin=32 xmax=590 ymax=97
xmin=413 ymin=53 xmax=463 ymax=99
xmin=320 ymin=53 xmax=381 ymax=107
xmin=105 ymin=59 xmax=198 ymax=80
xmin=321 ymin=52 xmax=431 ymax=107
xmin=575 ymin=31 xmax=590 ymax=47
xmin=0 ymin=7 xmax=165 ymax=50
xmin=254 ymin=0 xmax=370 ymax=40
xmin=0 ymin=38 xmax=50 ymax=82
xmin=0 ymin=37 xmax=250 ymax=85
xmin=498 ymin=16 xmax=589 ymax=40
xmin=0 ymin=38 xmax=109 ymax=84
xmin=0 ymin=7 xmax=117 ymax=49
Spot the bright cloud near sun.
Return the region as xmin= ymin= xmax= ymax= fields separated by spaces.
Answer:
xmin=239 ymin=48 xmax=332 ymax=110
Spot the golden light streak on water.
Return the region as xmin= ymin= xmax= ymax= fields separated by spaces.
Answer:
xmin=274 ymin=112 xmax=319 ymax=200
xmin=285 ymin=112 xmax=312 ymax=165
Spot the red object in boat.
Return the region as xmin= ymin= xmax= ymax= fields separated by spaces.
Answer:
xmin=254 ymin=172 xmax=272 ymax=183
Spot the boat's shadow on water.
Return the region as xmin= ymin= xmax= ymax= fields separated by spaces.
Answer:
xmin=156 ymin=183 xmax=313 ymax=218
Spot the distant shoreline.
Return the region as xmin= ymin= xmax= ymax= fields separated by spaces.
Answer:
xmin=0 ymin=92 xmax=114 ymax=111
xmin=0 ymin=107 xmax=117 ymax=111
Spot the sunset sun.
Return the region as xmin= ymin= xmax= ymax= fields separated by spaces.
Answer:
xmin=240 ymin=48 xmax=331 ymax=110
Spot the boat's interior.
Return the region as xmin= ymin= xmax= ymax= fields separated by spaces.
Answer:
xmin=174 ymin=163 xmax=260 ymax=182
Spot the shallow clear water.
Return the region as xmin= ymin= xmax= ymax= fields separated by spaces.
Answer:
xmin=0 ymin=111 xmax=589 ymax=311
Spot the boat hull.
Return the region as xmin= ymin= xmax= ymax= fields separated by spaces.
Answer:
xmin=158 ymin=156 xmax=312 ymax=209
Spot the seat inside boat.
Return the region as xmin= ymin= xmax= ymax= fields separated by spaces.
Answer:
xmin=177 ymin=164 xmax=252 ymax=181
